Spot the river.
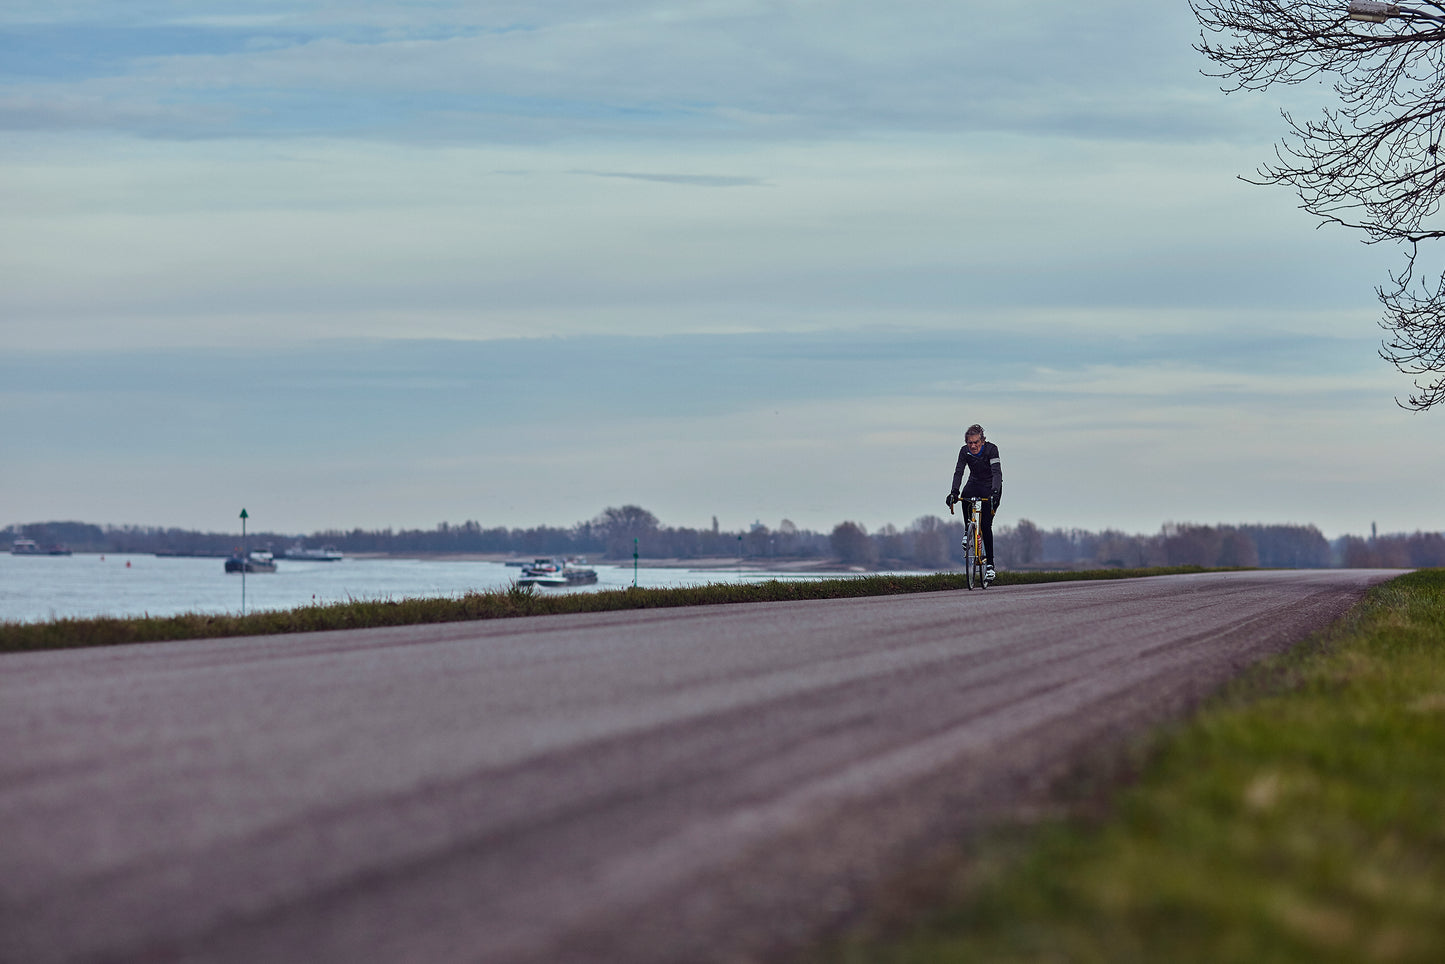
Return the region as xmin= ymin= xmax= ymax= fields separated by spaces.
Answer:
xmin=0 ymin=553 xmax=900 ymax=624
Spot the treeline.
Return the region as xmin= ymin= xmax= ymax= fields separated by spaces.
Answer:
xmin=0 ymin=510 xmax=831 ymax=561
xmin=987 ymin=521 xmax=1444 ymax=570
xmin=306 ymin=507 xmax=836 ymax=560
xmin=825 ymin=519 xmax=1346 ymax=569
xmin=5 ymin=511 xmax=1444 ymax=570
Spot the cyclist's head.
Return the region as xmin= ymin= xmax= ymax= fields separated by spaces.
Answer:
xmin=965 ymin=424 xmax=985 ymax=446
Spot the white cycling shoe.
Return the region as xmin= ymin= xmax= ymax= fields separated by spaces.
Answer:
xmin=984 ymin=565 xmax=996 ymax=586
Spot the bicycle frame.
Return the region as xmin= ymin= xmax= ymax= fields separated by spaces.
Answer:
xmin=950 ymin=495 xmax=990 ymax=590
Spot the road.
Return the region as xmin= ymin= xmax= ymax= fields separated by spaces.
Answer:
xmin=0 ymin=569 xmax=1397 ymax=963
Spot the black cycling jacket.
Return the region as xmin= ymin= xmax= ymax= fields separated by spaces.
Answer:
xmin=951 ymin=440 xmax=1002 ymax=499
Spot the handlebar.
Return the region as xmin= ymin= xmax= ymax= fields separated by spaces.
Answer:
xmin=948 ymin=494 xmax=990 ymax=515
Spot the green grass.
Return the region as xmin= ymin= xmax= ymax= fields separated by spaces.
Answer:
xmin=818 ymin=568 xmax=1445 ymax=964
xmin=0 ymin=565 xmax=1228 ymax=654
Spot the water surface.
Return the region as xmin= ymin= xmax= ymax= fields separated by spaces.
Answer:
xmin=0 ymin=553 xmax=901 ymax=624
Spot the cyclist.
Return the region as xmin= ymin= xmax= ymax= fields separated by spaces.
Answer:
xmin=946 ymin=423 xmax=1003 ymax=585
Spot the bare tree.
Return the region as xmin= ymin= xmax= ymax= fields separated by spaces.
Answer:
xmin=1193 ymin=0 xmax=1445 ymax=408
xmin=907 ymin=516 xmax=949 ymax=568
xmin=1013 ymin=518 xmax=1044 ymax=566
xmin=592 ymin=505 xmax=660 ymax=558
xmin=829 ymin=521 xmax=876 ymax=566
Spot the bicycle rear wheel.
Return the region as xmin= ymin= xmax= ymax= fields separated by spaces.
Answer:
xmin=964 ymin=523 xmax=977 ymax=590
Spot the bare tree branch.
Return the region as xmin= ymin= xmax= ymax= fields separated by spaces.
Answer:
xmin=1193 ymin=0 xmax=1445 ymax=408
xmin=1380 ymin=244 xmax=1445 ymax=407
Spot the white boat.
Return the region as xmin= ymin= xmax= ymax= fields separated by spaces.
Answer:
xmin=11 ymin=538 xmax=70 ymax=556
xmin=517 ymin=557 xmax=598 ymax=587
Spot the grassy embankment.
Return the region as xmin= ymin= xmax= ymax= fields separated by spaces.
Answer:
xmin=817 ymin=568 xmax=1445 ymax=964
xmin=0 ymin=564 xmax=1229 ymax=654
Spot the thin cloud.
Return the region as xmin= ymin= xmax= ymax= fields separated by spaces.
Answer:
xmin=0 ymin=2 xmax=1267 ymax=144
xmin=570 ymin=169 xmax=764 ymax=187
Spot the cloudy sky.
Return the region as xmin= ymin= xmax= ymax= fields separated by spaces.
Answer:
xmin=2 ymin=1 xmax=1438 ymax=540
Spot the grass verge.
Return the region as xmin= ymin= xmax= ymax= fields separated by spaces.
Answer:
xmin=817 ymin=568 xmax=1445 ymax=964
xmin=0 ymin=565 xmax=1230 ymax=655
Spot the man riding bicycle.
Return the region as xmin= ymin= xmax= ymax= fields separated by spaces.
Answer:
xmin=946 ymin=423 xmax=1002 ymax=585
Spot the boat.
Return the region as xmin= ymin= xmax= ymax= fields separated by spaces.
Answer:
xmin=11 ymin=538 xmax=71 ymax=556
xmin=516 ymin=557 xmax=598 ymax=587
xmin=225 ymin=550 xmax=277 ymax=574
xmin=517 ymin=558 xmax=565 ymax=586
xmin=280 ymin=543 xmax=344 ymax=561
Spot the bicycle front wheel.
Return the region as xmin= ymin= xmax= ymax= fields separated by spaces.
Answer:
xmin=964 ymin=524 xmax=977 ymax=590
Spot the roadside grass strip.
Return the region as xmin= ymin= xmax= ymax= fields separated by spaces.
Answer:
xmin=820 ymin=568 xmax=1445 ymax=964
xmin=0 ymin=565 xmax=1232 ymax=654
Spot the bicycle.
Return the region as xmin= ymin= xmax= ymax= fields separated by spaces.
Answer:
xmin=949 ymin=495 xmax=991 ymax=590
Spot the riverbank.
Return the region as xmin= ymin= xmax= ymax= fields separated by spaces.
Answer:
xmin=360 ymin=552 xmax=878 ymax=572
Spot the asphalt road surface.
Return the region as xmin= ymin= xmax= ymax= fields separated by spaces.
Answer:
xmin=0 ymin=569 xmax=1399 ymax=964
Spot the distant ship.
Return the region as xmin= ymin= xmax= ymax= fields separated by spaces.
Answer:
xmin=516 ymin=557 xmax=598 ymax=587
xmin=280 ymin=543 xmax=344 ymax=561
xmin=11 ymin=538 xmax=71 ymax=556
xmin=225 ymin=551 xmax=277 ymax=574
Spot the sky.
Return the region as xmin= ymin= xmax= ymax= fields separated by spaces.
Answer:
xmin=1 ymin=0 xmax=1440 ymax=540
